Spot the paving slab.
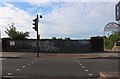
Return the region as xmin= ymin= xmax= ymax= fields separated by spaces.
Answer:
xmin=0 ymin=52 xmax=119 ymax=59
xmin=100 ymin=72 xmax=120 ymax=79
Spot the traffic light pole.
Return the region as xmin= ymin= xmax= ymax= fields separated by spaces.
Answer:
xmin=36 ymin=15 xmax=39 ymax=57
xmin=33 ymin=14 xmax=42 ymax=57
xmin=37 ymin=28 xmax=39 ymax=57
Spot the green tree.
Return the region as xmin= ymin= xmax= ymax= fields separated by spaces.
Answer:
xmin=52 ymin=37 xmax=57 ymax=40
xmin=64 ymin=37 xmax=71 ymax=40
xmin=15 ymin=31 xmax=29 ymax=40
xmin=5 ymin=23 xmax=17 ymax=39
xmin=105 ymin=32 xmax=120 ymax=50
xmin=5 ymin=23 xmax=30 ymax=40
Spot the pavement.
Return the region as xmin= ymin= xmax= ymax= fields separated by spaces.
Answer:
xmin=100 ymin=72 xmax=120 ymax=79
xmin=0 ymin=52 xmax=119 ymax=59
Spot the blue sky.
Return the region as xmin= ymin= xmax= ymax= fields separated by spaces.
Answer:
xmin=0 ymin=0 xmax=119 ymax=39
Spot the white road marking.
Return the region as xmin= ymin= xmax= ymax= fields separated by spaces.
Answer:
xmin=28 ymin=64 xmax=30 ymax=65
xmin=76 ymin=60 xmax=79 ymax=62
xmin=32 ymin=62 xmax=34 ymax=63
xmin=77 ymin=60 xmax=90 ymax=74
xmin=82 ymin=66 xmax=85 ymax=68
xmin=76 ymin=60 xmax=81 ymax=63
xmin=8 ymin=73 xmax=12 ymax=75
xmin=85 ymin=69 xmax=88 ymax=72
xmin=78 ymin=62 xmax=81 ymax=64
xmin=16 ymin=69 xmax=20 ymax=71
xmin=0 ymin=58 xmax=6 ymax=61
xmin=22 ymin=66 xmax=25 ymax=68
xmin=88 ymin=74 xmax=92 ymax=76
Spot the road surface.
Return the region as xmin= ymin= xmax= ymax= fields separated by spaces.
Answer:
xmin=1 ymin=57 xmax=119 ymax=79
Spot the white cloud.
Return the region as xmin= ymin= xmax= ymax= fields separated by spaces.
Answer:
xmin=24 ymin=0 xmax=119 ymax=3
xmin=0 ymin=2 xmax=35 ymax=38
xmin=39 ymin=2 xmax=117 ymax=38
xmin=0 ymin=2 xmax=118 ymax=39
xmin=1 ymin=0 xmax=120 ymax=2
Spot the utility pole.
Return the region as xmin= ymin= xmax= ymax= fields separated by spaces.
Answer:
xmin=33 ymin=14 xmax=42 ymax=57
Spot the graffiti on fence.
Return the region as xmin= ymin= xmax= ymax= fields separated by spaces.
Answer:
xmin=40 ymin=40 xmax=59 ymax=52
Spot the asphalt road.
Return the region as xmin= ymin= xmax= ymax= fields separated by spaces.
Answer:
xmin=1 ymin=57 xmax=119 ymax=79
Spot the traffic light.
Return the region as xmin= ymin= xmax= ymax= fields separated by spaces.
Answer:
xmin=40 ymin=15 xmax=42 ymax=18
xmin=32 ymin=14 xmax=42 ymax=57
xmin=33 ymin=18 xmax=38 ymax=31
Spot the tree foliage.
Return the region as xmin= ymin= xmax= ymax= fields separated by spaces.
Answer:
xmin=64 ymin=37 xmax=71 ymax=40
xmin=105 ymin=32 xmax=120 ymax=50
xmin=5 ymin=23 xmax=30 ymax=40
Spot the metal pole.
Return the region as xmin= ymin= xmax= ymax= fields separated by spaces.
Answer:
xmin=103 ymin=28 xmax=105 ymax=52
xmin=36 ymin=14 xmax=39 ymax=57
xmin=117 ymin=26 xmax=119 ymax=51
xmin=37 ymin=30 xmax=39 ymax=57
